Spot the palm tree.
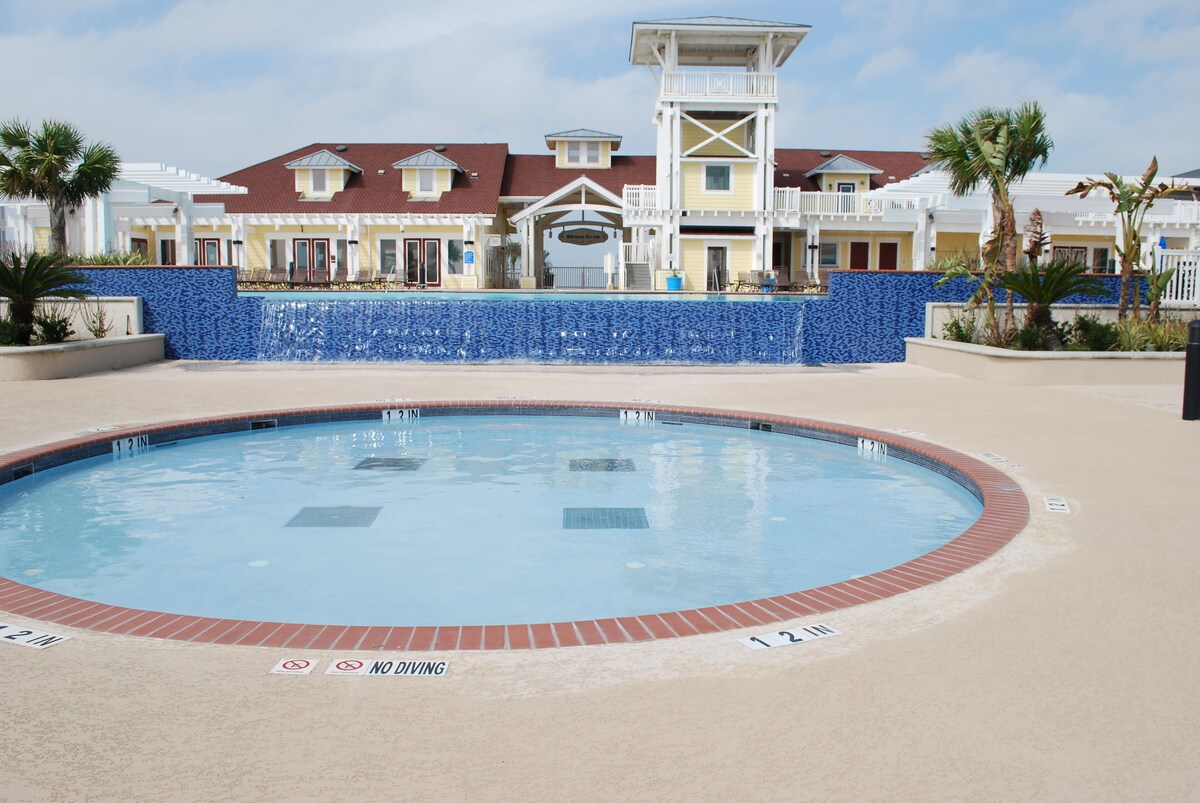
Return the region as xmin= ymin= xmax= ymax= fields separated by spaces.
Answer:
xmin=998 ymin=259 xmax=1105 ymax=350
xmin=0 ymin=252 xmax=91 ymax=345
xmin=0 ymin=119 xmax=121 ymax=257
xmin=925 ymin=102 xmax=1054 ymax=339
xmin=1066 ymin=157 xmax=1179 ymax=320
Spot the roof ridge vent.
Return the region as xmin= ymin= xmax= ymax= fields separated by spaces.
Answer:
xmin=335 ymin=145 xmax=348 ymax=152
xmin=433 ymin=145 xmax=447 ymax=152
xmin=819 ymin=150 xmax=832 ymax=157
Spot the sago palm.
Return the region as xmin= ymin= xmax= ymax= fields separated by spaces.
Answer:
xmin=0 ymin=119 xmax=121 ymax=256
xmin=926 ymin=102 xmax=1054 ymax=338
xmin=0 ymin=252 xmax=91 ymax=345
xmin=999 ymin=259 xmax=1105 ymax=350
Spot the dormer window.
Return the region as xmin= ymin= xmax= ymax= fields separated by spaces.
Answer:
xmin=284 ymin=149 xmax=362 ymax=200
xmin=393 ymin=149 xmax=464 ymax=200
xmin=566 ymin=141 xmax=601 ymax=165
xmin=545 ymin=129 xmax=621 ymax=170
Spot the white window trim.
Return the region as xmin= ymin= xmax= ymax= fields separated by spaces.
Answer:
xmin=836 ymin=181 xmax=856 ymax=193
xmin=311 ymin=169 xmax=327 ymax=193
xmin=702 ymin=163 xmax=734 ymax=194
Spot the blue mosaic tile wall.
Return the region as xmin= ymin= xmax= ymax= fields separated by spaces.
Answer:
xmin=256 ymin=298 xmax=804 ymax=363
xmin=79 ymin=268 xmax=1126 ymax=365
xmin=80 ymin=268 xmax=261 ymax=360
xmin=804 ymin=271 xmax=1127 ymax=363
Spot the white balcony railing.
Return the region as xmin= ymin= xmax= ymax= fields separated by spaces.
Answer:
xmin=622 ymin=242 xmax=654 ymax=264
xmin=1158 ymin=250 xmax=1200 ymax=308
xmin=623 ymin=185 xmax=661 ymax=212
xmin=1147 ymin=200 xmax=1200 ymax=224
xmin=773 ymin=189 xmax=916 ymax=216
xmin=661 ymin=72 xmax=776 ymax=100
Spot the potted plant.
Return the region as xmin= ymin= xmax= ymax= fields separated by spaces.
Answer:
xmin=666 ymin=266 xmax=683 ymax=291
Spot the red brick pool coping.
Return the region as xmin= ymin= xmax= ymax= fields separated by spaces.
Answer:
xmin=0 ymin=401 xmax=1029 ymax=650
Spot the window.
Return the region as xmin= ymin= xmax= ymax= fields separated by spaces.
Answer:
xmin=269 ymin=240 xmax=287 ymax=272
xmin=1091 ymin=247 xmax=1111 ymax=273
xmin=836 ymin=182 xmax=855 ymax=193
xmin=447 ymin=239 xmax=464 ymax=275
xmin=131 ymin=238 xmax=148 ymax=256
xmin=418 ymin=169 xmax=434 ymax=193
xmin=565 ymin=141 xmax=601 ymax=166
xmin=311 ymin=169 xmax=326 ymax=192
xmin=819 ymin=243 xmax=838 ymax=267
xmin=379 ymin=239 xmax=397 ymax=275
xmin=704 ymin=164 xmax=731 ymax=192
xmin=160 ymin=239 xmax=176 ymax=266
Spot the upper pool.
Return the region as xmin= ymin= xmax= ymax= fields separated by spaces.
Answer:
xmin=239 ymin=290 xmax=816 ymax=302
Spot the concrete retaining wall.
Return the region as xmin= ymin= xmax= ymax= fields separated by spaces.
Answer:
xmin=905 ymin=337 xmax=1185 ymax=385
xmin=0 ymin=335 xmax=165 ymax=381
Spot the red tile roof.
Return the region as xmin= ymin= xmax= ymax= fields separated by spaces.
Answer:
xmin=196 ymin=143 xmax=510 ymax=215
xmin=774 ymin=148 xmax=929 ymax=191
xmin=500 ymin=154 xmax=656 ymax=198
xmin=199 ymin=143 xmax=928 ymax=214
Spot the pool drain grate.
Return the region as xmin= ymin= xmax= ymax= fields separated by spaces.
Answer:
xmin=568 ymin=459 xmax=635 ymax=472
xmin=355 ymin=457 xmax=426 ymax=471
xmin=286 ymin=506 xmax=382 ymax=528
xmin=562 ymin=507 xmax=649 ymax=529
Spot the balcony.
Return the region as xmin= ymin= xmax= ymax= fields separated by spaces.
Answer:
xmin=773 ymin=190 xmax=918 ymax=216
xmin=661 ymin=72 xmax=776 ymax=102
xmin=623 ymin=184 xmax=661 ymax=212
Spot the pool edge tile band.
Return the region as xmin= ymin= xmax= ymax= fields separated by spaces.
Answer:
xmin=0 ymin=401 xmax=1029 ymax=650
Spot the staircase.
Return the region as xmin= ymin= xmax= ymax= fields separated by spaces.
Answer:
xmin=624 ymin=263 xmax=652 ymax=291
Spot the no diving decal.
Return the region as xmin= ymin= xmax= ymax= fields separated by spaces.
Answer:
xmin=270 ymin=657 xmax=449 ymax=677
xmin=0 ymin=622 xmax=71 ymax=649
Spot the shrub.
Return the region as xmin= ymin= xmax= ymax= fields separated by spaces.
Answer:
xmin=1116 ymin=319 xmax=1152 ymax=351
xmin=1012 ymin=324 xmax=1045 ymax=351
xmin=1070 ymin=314 xmax=1119 ymax=352
xmin=67 ymin=251 xmax=152 ymax=266
xmin=0 ymin=315 xmax=28 ymax=346
xmin=1147 ymin=317 xmax=1188 ymax=351
xmin=80 ymin=299 xmax=114 ymax=339
xmin=33 ymin=302 xmax=74 ymax=344
xmin=942 ymin=310 xmax=978 ymax=343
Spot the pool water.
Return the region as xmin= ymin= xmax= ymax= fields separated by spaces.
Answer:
xmin=240 ymin=290 xmax=812 ymax=302
xmin=0 ymin=416 xmax=981 ymax=626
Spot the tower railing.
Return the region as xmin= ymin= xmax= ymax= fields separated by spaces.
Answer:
xmin=660 ymin=72 xmax=776 ymax=100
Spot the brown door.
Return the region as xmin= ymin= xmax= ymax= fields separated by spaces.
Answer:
xmin=878 ymin=242 xmax=898 ymax=271
xmin=849 ymin=241 xmax=870 ymax=270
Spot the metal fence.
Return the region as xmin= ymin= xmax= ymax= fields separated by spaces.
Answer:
xmin=546 ymin=266 xmax=609 ymax=289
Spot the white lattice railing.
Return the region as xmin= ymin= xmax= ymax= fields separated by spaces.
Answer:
xmin=1158 ymin=250 xmax=1200 ymax=307
xmin=622 ymin=185 xmax=661 ymax=212
xmin=661 ymin=72 xmax=776 ymax=99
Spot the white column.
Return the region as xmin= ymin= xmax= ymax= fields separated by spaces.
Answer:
xmin=913 ymin=208 xmax=929 ymax=270
xmin=806 ymin=222 xmax=821 ymax=282
xmin=83 ymin=196 xmax=98 ymax=255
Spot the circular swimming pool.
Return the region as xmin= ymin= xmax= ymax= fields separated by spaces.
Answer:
xmin=0 ymin=403 xmax=1027 ymax=650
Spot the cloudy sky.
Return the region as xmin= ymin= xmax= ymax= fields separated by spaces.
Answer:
xmin=3 ymin=0 xmax=1197 ymax=180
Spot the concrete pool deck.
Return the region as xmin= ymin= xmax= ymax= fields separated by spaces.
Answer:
xmin=1 ymin=360 xmax=1196 ymax=800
